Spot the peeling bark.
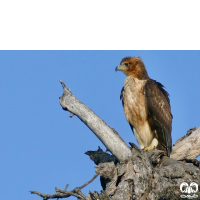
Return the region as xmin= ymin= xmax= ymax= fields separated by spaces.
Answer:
xmin=90 ymin=147 xmax=200 ymax=200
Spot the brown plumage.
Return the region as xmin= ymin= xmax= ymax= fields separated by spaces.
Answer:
xmin=116 ymin=57 xmax=172 ymax=156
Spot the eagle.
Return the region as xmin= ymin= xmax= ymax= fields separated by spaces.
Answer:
xmin=115 ymin=56 xmax=172 ymax=156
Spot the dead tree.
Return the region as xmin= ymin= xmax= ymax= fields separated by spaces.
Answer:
xmin=31 ymin=81 xmax=200 ymax=200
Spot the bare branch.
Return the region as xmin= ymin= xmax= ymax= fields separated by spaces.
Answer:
xmin=79 ymin=173 xmax=99 ymax=189
xmin=171 ymin=127 xmax=200 ymax=160
xmin=64 ymin=184 xmax=69 ymax=191
xmin=30 ymin=190 xmax=69 ymax=199
xmin=30 ymin=172 xmax=99 ymax=200
xmin=55 ymin=188 xmax=87 ymax=199
xmin=59 ymin=80 xmax=132 ymax=161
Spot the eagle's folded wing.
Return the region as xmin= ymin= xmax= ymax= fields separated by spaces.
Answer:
xmin=144 ymin=79 xmax=172 ymax=156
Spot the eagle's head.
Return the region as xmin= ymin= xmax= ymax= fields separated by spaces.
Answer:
xmin=115 ymin=56 xmax=149 ymax=80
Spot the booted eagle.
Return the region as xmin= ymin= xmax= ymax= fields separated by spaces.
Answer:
xmin=116 ymin=57 xmax=172 ymax=156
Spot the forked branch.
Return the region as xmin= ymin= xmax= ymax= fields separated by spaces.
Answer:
xmin=30 ymin=173 xmax=99 ymax=200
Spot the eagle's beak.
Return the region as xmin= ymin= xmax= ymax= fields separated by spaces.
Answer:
xmin=115 ymin=64 xmax=126 ymax=72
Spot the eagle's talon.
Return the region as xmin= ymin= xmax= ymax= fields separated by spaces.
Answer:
xmin=143 ymin=145 xmax=157 ymax=152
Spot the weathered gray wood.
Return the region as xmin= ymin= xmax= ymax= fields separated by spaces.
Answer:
xmin=171 ymin=127 xmax=200 ymax=160
xmin=59 ymin=81 xmax=132 ymax=161
xmin=92 ymin=148 xmax=200 ymax=200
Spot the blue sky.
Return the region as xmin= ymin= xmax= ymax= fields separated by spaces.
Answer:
xmin=0 ymin=51 xmax=200 ymax=200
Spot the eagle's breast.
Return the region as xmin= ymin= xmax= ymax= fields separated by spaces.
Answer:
xmin=122 ymin=76 xmax=154 ymax=148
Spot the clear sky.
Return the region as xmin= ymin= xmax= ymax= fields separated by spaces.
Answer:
xmin=0 ymin=51 xmax=200 ymax=200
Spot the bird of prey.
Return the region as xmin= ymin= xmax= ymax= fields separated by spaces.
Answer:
xmin=115 ymin=57 xmax=172 ymax=156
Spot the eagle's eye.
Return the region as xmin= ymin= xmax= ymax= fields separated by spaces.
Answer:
xmin=124 ymin=63 xmax=129 ymax=67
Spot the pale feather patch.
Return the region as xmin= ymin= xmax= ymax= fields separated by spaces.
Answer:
xmin=123 ymin=76 xmax=155 ymax=149
xmin=159 ymin=100 xmax=165 ymax=108
xmin=151 ymin=138 xmax=158 ymax=148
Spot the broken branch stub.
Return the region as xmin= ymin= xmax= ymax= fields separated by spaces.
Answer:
xmin=171 ymin=127 xmax=200 ymax=160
